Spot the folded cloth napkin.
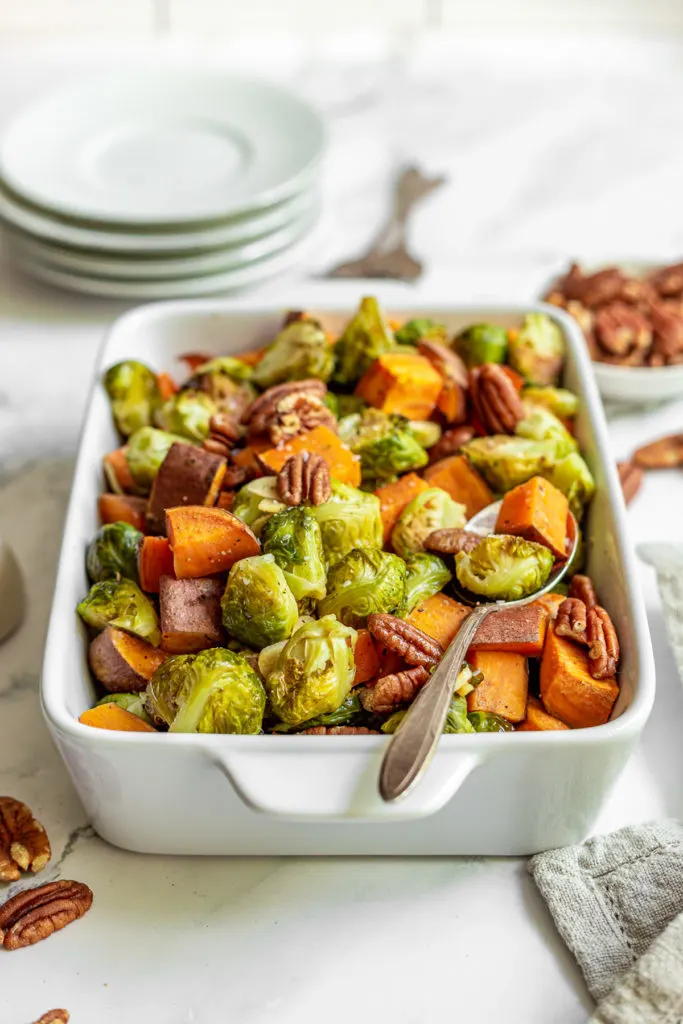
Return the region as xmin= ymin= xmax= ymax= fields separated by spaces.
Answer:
xmin=529 ymin=821 xmax=683 ymax=1022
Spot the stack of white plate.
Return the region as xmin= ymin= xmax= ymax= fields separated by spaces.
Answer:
xmin=0 ymin=70 xmax=325 ymax=299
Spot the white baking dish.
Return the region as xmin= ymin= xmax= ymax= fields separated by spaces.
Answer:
xmin=41 ymin=301 xmax=655 ymax=855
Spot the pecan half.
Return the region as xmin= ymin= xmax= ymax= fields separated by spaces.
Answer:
xmin=427 ymin=425 xmax=475 ymax=464
xmin=586 ymin=606 xmax=620 ymax=680
xmin=359 ymin=666 xmax=430 ymax=715
xmin=367 ymin=614 xmax=444 ymax=668
xmin=650 ymin=301 xmax=683 ymax=360
xmin=568 ymin=574 xmax=598 ymax=610
xmin=242 ymin=379 xmax=327 ymax=430
xmin=0 ymin=880 xmax=93 ymax=951
xmin=417 ymin=338 xmax=468 ymax=424
xmin=276 ymin=452 xmax=332 ymax=506
xmin=267 ymin=391 xmax=337 ymax=446
xmin=469 ymin=364 xmax=524 ymax=435
xmin=299 ymin=726 xmax=381 ymax=735
xmin=34 ymin=1012 xmax=69 ymax=1024
xmin=633 ymin=433 xmax=683 ymax=469
xmin=424 ymin=528 xmax=482 ymax=555
xmin=0 ymin=797 xmax=51 ymax=882
xmin=617 ymin=461 xmax=643 ymax=505
xmin=649 ymin=262 xmax=683 ymax=299
xmin=555 ymin=598 xmax=588 ymax=644
xmin=557 ymin=264 xmax=626 ymax=309
xmin=594 ymin=302 xmax=652 ymax=359
xmin=202 ymin=413 xmax=241 ymax=458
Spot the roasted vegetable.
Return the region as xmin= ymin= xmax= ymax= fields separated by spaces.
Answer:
xmin=339 ymin=409 xmax=428 ymax=486
xmin=77 ymin=579 xmax=161 ymax=646
xmin=258 ymin=425 xmax=361 ymax=489
xmin=522 ymin=386 xmax=579 ymax=419
xmin=353 ymin=628 xmax=381 ymax=685
xmin=103 ymin=446 xmax=137 ymax=494
xmin=270 ymin=691 xmax=363 ymax=732
xmin=381 ymin=691 xmax=476 ymax=735
xmin=159 ymin=575 xmax=225 ymax=653
xmin=138 ymin=536 xmax=174 ymax=593
xmin=455 ymin=535 xmax=554 ymax=602
xmin=126 ymin=427 xmax=187 ymax=492
xmin=336 ymin=394 xmax=368 ymax=419
xmin=469 ymin=602 xmax=549 ymax=656
xmin=154 ymin=389 xmax=215 ymax=442
xmin=98 ymin=493 xmax=147 ymax=531
xmin=540 ymin=625 xmax=619 ymax=728
xmin=166 ymin=505 xmax=260 ymax=578
xmin=394 ymin=318 xmax=447 ymax=346
xmin=515 ymin=406 xmax=577 ymax=457
xmin=221 ymin=553 xmax=298 ymax=649
xmin=146 ymin=647 xmax=266 ymax=733
xmin=96 ymin=691 xmax=154 ymax=725
xmin=400 ymin=552 xmax=452 ymax=616
xmin=260 ymin=616 xmax=357 ymax=726
xmin=318 ymin=547 xmax=407 ymax=628
xmin=496 ymin=476 xmax=569 ymax=560
xmin=391 ymin=487 xmax=466 ymax=559
xmin=423 ymin=455 xmax=494 ymax=519
xmin=406 ymin=593 xmax=470 ymax=648
xmin=375 ymin=473 xmax=430 ymax=545
xmin=468 ymin=711 xmax=514 ymax=733
xmin=467 ymin=650 xmax=529 ymax=722
xmin=79 ymin=703 xmax=157 ymax=732
xmin=146 ymin=442 xmax=226 ymax=535
xmin=309 ymin=480 xmax=383 ymax=566
xmin=89 ymin=626 xmax=166 ymax=692
xmin=508 ymin=312 xmax=564 ymax=386
xmin=462 ymin=436 xmax=560 ymax=492
xmin=232 ymin=477 xmax=286 ymax=537
xmin=332 ymin=296 xmax=395 ymax=386
xmin=261 ymin=506 xmax=327 ymax=602
xmin=544 ymin=452 xmax=596 ymax=519
xmin=454 ymin=324 xmax=508 ymax=368
xmin=252 ymin=320 xmax=333 ymax=388
xmin=86 ymin=522 xmax=142 ymax=584
xmin=355 ymin=351 xmax=444 ymax=420
xmin=406 ymin=420 xmax=442 ymax=450
xmin=189 ymin=358 xmax=256 ymax=420
xmin=516 ymin=695 xmax=568 ymax=731
xmin=192 ymin=355 xmax=253 ymax=382
xmin=104 ymin=360 xmax=160 ymax=437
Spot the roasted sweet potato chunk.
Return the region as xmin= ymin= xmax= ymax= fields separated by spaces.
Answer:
xmin=159 ymin=575 xmax=225 ymax=653
xmin=374 ymin=473 xmax=430 ymax=545
xmin=405 ymin=592 xmax=470 ymax=649
xmin=98 ymin=493 xmax=147 ymax=531
xmin=88 ymin=626 xmax=167 ymax=693
xmin=423 ymin=455 xmax=493 ymax=519
xmin=496 ymin=476 xmax=569 ymax=560
xmin=79 ymin=703 xmax=156 ymax=732
xmin=469 ymin=603 xmax=549 ymax=656
xmin=353 ymin=629 xmax=381 ymax=685
xmin=467 ymin=651 xmax=529 ymax=722
xmin=517 ymin=695 xmax=569 ymax=731
xmin=146 ymin=442 xmax=226 ymax=535
xmin=355 ymin=352 xmax=443 ymax=420
xmin=166 ymin=505 xmax=260 ymax=578
xmin=540 ymin=625 xmax=619 ymax=728
xmin=138 ymin=536 xmax=174 ymax=593
xmin=258 ymin=425 xmax=361 ymax=488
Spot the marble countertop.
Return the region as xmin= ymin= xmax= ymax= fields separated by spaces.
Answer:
xmin=3 ymin=35 xmax=683 ymax=1024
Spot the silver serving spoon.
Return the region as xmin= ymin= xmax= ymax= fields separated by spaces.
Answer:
xmin=379 ymin=501 xmax=578 ymax=803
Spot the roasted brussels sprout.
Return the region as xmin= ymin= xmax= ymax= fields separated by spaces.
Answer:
xmin=318 ymin=547 xmax=406 ymax=627
xmin=455 ymin=535 xmax=554 ymax=602
xmin=332 ymin=296 xmax=395 ymax=386
xmin=146 ymin=647 xmax=266 ymax=734
xmin=508 ymin=312 xmax=564 ymax=386
xmin=154 ymin=389 xmax=215 ymax=442
xmin=545 ymin=452 xmax=595 ymax=519
xmin=270 ymin=691 xmax=363 ymax=732
xmin=221 ymin=554 xmax=298 ymax=650
xmin=232 ymin=477 xmax=286 ymax=537
xmin=516 ymin=406 xmax=577 ymax=457
xmin=323 ymin=392 xmax=340 ymax=418
xmin=468 ymin=711 xmax=514 ymax=732
xmin=339 ymin=409 xmax=428 ymax=486
xmin=104 ymin=360 xmax=160 ymax=437
xmin=394 ymin=318 xmax=447 ymax=346
xmin=406 ymin=420 xmax=442 ymax=450
xmin=86 ymin=522 xmax=142 ymax=584
xmin=462 ymin=436 xmax=560 ymax=492
xmin=77 ymin=579 xmax=161 ymax=646
xmin=380 ymin=710 xmax=407 ymax=734
xmin=336 ymin=394 xmax=368 ymax=419
xmin=522 ymin=386 xmax=579 ymax=419
xmin=96 ymin=691 xmax=153 ymax=725
xmin=454 ymin=324 xmax=508 ymax=368
xmin=261 ymin=506 xmax=327 ymax=602
xmin=391 ymin=487 xmax=467 ymax=559
xmin=400 ymin=552 xmax=452 ymax=616
xmin=309 ymin=480 xmax=383 ymax=566
xmin=444 ymin=694 xmax=475 ymax=734
xmin=189 ymin=358 xmax=256 ymax=420
xmin=261 ymin=616 xmax=357 ymax=726
xmin=192 ymin=356 xmax=254 ymax=382
xmin=252 ymin=320 xmax=333 ymax=389
xmin=126 ymin=426 xmax=187 ymax=492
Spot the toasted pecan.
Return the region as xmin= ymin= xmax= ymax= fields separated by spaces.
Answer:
xmin=586 ymin=606 xmax=620 ymax=680
xmin=367 ymin=614 xmax=444 ymax=668
xmin=424 ymin=528 xmax=482 ymax=556
xmin=242 ymin=379 xmax=327 ymax=428
xmin=568 ymin=574 xmax=598 ymax=610
xmin=34 ymin=1012 xmax=69 ymax=1024
xmin=617 ymin=461 xmax=643 ymax=505
xmin=555 ymin=598 xmax=588 ymax=644
xmin=0 ymin=797 xmax=51 ymax=883
xmin=0 ymin=880 xmax=93 ymax=951
xmin=469 ymin=364 xmax=524 ymax=435
xmin=359 ymin=666 xmax=430 ymax=715
xmin=427 ymin=425 xmax=475 ymax=463
xmin=633 ymin=433 xmax=683 ymax=469
xmin=276 ymin=451 xmax=332 ymax=506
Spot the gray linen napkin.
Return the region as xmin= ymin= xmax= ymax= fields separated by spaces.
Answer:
xmin=530 ymin=821 xmax=683 ymax=1020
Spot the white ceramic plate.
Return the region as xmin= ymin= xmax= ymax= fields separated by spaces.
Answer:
xmin=8 ymin=205 xmax=318 ymax=280
xmin=0 ymin=70 xmax=325 ymax=225
xmin=0 ymin=184 xmax=317 ymax=253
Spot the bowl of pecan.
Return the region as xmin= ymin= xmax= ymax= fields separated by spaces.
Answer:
xmin=544 ymin=261 xmax=683 ymax=404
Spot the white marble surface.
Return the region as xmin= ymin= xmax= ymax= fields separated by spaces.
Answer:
xmin=3 ymin=35 xmax=683 ymax=1024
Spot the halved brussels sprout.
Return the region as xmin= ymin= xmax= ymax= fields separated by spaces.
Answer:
xmin=522 ymin=386 xmax=579 ymax=419
xmin=318 ymin=547 xmax=406 ymax=628
xmin=270 ymin=691 xmax=363 ymax=733
xmin=262 ymin=615 xmax=357 ymax=726
xmin=516 ymin=406 xmax=577 ymax=457
xmin=339 ymin=409 xmax=428 ymax=486
xmin=154 ymin=389 xmax=215 ymax=442
xmin=252 ymin=320 xmax=333 ymax=388
xmin=332 ymin=296 xmax=395 ymax=386
xmin=399 ymin=552 xmax=452 ymax=616
xmin=462 ymin=436 xmax=560 ymax=493
xmin=455 ymin=535 xmax=554 ymax=602
xmin=104 ymin=360 xmax=160 ymax=438
xmin=261 ymin=506 xmax=327 ymax=602
xmin=381 ymin=690 xmax=477 ymax=735
xmin=221 ymin=554 xmax=298 ymax=650
xmin=232 ymin=477 xmax=286 ymax=537
xmin=336 ymin=394 xmax=368 ymax=419
xmin=189 ymin=359 xmax=256 ymax=420
xmin=146 ymin=647 xmax=266 ymax=734
xmin=309 ymin=480 xmax=383 ymax=566
xmin=192 ymin=356 xmax=254 ymax=382
xmin=454 ymin=324 xmax=508 ymax=368
xmin=406 ymin=420 xmax=442 ymax=450
xmin=391 ymin=487 xmax=467 ymax=559
xmin=96 ymin=691 xmax=153 ymax=725
xmin=86 ymin=522 xmax=142 ymax=584
xmin=77 ymin=579 xmax=161 ymax=646
xmin=508 ymin=312 xmax=564 ymax=386
xmin=544 ymin=452 xmax=595 ymax=519
xmin=126 ymin=426 xmax=187 ymax=492
xmin=468 ymin=711 xmax=514 ymax=732
xmin=394 ymin=318 xmax=447 ymax=346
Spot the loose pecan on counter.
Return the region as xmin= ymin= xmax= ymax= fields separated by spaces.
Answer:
xmin=367 ymin=614 xmax=444 ymax=668
xmin=0 ymin=880 xmax=93 ymax=951
xmin=359 ymin=666 xmax=430 ymax=716
xmin=617 ymin=461 xmax=643 ymax=505
xmin=424 ymin=527 xmax=482 ymax=555
xmin=34 ymin=1011 xmax=69 ymax=1024
xmin=276 ymin=452 xmax=332 ymax=506
xmin=427 ymin=425 xmax=475 ymax=464
xmin=568 ymin=574 xmax=598 ymax=610
xmin=587 ymin=606 xmax=620 ymax=680
xmin=0 ymin=797 xmax=51 ymax=882
xmin=555 ymin=598 xmax=588 ymax=644
xmin=469 ymin=364 xmax=524 ymax=435
xmin=633 ymin=433 xmax=683 ymax=469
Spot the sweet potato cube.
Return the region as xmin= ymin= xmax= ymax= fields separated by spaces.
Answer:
xmin=406 ymin=593 xmax=470 ymax=649
xmin=159 ymin=575 xmax=225 ymax=653
xmin=423 ymin=455 xmax=494 ymax=518
xmin=79 ymin=703 xmax=156 ymax=732
xmin=156 ymin=372 xmax=179 ymax=400
xmin=467 ymin=651 xmax=529 ymax=723
xmin=355 ymin=352 xmax=443 ymax=420
xmin=232 ymin=440 xmax=270 ymax=477
xmin=138 ymin=536 xmax=175 ymax=593
xmin=354 ymin=629 xmax=381 ymax=685
xmin=146 ymin=442 xmax=226 ymax=535
xmin=103 ymin=446 xmax=136 ymax=494
xmin=374 ymin=473 xmax=430 ymax=545
xmin=89 ymin=626 xmax=168 ymax=693
xmin=517 ymin=695 xmax=569 ymax=731
xmin=98 ymin=493 xmax=147 ymax=531
xmin=166 ymin=505 xmax=260 ymax=578
xmin=469 ymin=603 xmax=549 ymax=656
xmin=258 ymin=425 xmax=361 ymax=487
xmin=540 ymin=626 xmax=619 ymax=728
xmin=532 ymin=592 xmax=566 ymax=620
xmin=496 ymin=476 xmax=569 ymax=560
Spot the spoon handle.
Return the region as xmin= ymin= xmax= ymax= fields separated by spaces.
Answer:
xmin=379 ymin=603 xmax=493 ymax=803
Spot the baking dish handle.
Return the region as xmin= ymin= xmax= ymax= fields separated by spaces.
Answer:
xmin=206 ymin=745 xmax=481 ymax=820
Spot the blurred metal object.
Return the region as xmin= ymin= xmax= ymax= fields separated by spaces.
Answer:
xmin=321 ymin=165 xmax=445 ymax=282
xmin=0 ymin=535 xmax=25 ymax=643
